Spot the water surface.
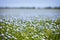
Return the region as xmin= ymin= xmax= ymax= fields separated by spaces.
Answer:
xmin=0 ymin=9 xmax=60 ymax=20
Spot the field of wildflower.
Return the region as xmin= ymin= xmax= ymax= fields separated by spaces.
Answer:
xmin=0 ymin=17 xmax=60 ymax=40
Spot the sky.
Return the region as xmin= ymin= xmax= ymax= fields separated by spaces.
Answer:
xmin=0 ymin=0 xmax=60 ymax=7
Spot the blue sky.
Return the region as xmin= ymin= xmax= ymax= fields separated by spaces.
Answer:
xmin=0 ymin=0 xmax=60 ymax=7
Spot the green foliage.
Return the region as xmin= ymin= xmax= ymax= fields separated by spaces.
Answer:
xmin=0 ymin=17 xmax=60 ymax=40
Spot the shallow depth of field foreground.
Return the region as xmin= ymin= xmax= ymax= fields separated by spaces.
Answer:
xmin=0 ymin=17 xmax=60 ymax=40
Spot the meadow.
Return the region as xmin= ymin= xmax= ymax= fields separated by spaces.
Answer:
xmin=0 ymin=17 xmax=60 ymax=40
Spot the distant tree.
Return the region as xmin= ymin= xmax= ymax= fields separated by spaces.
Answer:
xmin=44 ymin=7 xmax=52 ymax=9
xmin=54 ymin=7 xmax=60 ymax=9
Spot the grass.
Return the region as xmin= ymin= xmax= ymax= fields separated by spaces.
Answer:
xmin=0 ymin=17 xmax=60 ymax=40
